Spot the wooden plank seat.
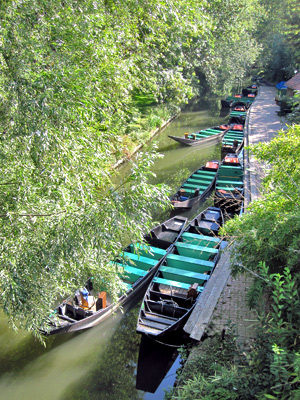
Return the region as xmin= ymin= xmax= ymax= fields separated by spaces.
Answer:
xmin=182 ymin=183 xmax=208 ymax=190
xmin=223 ymin=135 xmax=243 ymax=141
xmin=222 ymin=139 xmax=243 ymax=144
xmin=178 ymin=188 xmax=201 ymax=197
xmin=194 ymin=170 xmax=216 ymax=176
xmin=175 ymin=241 xmax=218 ymax=260
xmin=120 ymin=251 xmax=157 ymax=270
xmin=216 ymin=180 xmax=243 ymax=186
xmin=160 ymin=265 xmax=209 ymax=285
xmin=142 ymin=310 xmax=177 ymax=325
xmin=200 ymin=129 xmax=221 ymax=136
xmin=218 ymin=170 xmax=243 ymax=178
xmin=153 ymin=276 xmax=204 ymax=291
xmin=225 ymin=134 xmax=244 ymax=139
xmin=113 ymin=261 xmax=147 ymax=283
xmin=216 ymin=186 xmax=244 ymax=192
xmin=123 ymin=265 xmax=147 ymax=282
xmin=230 ymin=111 xmax=247 ymax=115
xmin=181 ymin=232 xmax=220 ymax=248
xmin=184 ymin=179 xmax=211 ymax=187
xmin=190 ymin=176 xmax=214 ymax=183
xmin=224 ymin=133 xmax=244 ymax=138
xmin=186 ymin=177 xmax=213 ymax=184
xmin=189 ymin=131 xmax=219 ymax=139
xmin=129 ymin=243 xmax=167 ymax=260
xmin=218 ymin=168 xmax=243 ymax=174
xmin=166 ymin=253 xmax=214 ymax=273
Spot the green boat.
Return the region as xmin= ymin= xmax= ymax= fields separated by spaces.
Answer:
xmin=221 ymin=124 xmax=244 ymax=157
xmin=168 ymin=125 xmax=228 ymax=147
xmin=214 ymin=154 xmax=244 ymax=215
xmin=171 ymin=161 xmax=219 ymax=210
xmin=136 ymin=207 xmax=225 ymax=340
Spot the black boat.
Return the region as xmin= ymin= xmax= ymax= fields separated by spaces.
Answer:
xmin=46 ymin=215 xmax=187 ymax=335
xmin=171 ymin=161 xmax=219 ymax=210
xmin=214 ymin=153 xmax=244 ymax=215
xmin=168 ymin=125 xmax=228 ymax=147
xmin=136 ymin=207 xmax=224 ymax=340
xmin=242 ymin=85 xmax=258 ymax=97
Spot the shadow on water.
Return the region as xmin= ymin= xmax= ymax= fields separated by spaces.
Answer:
xmin=136 ymin=334 xmax=180 ymax=396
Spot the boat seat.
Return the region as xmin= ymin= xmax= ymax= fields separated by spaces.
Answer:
xmin=129 ymin=243 xmax=167 ymax=260
xmin=112 ymin=261 xmax=147 ymax=282
xmin=175 ymin=241 xmax=218 ymax=260
xmin=120 ymin=252 xmax=157 ymax=270
xmin=216 ymin=180 xmax=243 ymax=186
xmin=152 ymin=276 xmax=204 ymax=291
xmin=123 ymin=265 xmax=147 ymax=282
xmin=194 ymin=170 xmax=216 ymax=176
xmin=223 ymin=133 xmax=243 ymax=138
xmin=188 ymin=178 xmax=214 ymax=185
xmin=216 ymin=186 xmax=243 ymax=192
xmin=181 ymin=232 xmax=220 ymax=248
xmin=224 ymin=133 xmax=243 ymax=137
xmin=182 ymin=183 xmax=207 ymax=190
xmin=160 ymin=266 xmax=209 ymax=285
xmin=166 ymin=253 xmax=214 ymax=273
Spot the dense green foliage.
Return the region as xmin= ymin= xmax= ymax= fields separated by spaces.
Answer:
xmin=255 ymin=0 xmax=300 ymax=81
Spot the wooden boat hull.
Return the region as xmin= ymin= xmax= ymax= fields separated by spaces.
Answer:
xmin=168 ymin=126 xmax=227 ymax=147
xmin=136 ymin=207 xmax=224 ymax=341
xmin=221 ymin=126 xmax=245 ymax=158
xmin=171 ymin=162 xmax=219 ymax=210
xmin=214 ymin=154 xmax=244 ymax=215
xmin=46 ymin=215 xmax=187 ymax=335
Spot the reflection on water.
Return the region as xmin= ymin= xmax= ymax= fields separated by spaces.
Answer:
xmin=0 ymin=305 xmax=141 ymax=400
xmin=0 ymin=97 xmax=228 ymax=400
xmin=136 ymin=334 xmax=180 ymax=396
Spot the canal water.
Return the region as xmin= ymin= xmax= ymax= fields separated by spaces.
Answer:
xmin=0 ymin=98 xmax=229 ymax=400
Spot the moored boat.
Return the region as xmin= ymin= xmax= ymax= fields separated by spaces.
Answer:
xmin=136 ymin=207 xmax=225 ymax=340
xmin=46 ymin=215 xmax=187 ymax=335
xmin=221 ymin=124 xmax=244 ymax=158
xmin=168 ymin=125 xmax=228 ymax=147
xmin=171 ymin=161 xmax=219 ymax=210
xmin=222 ymin=95 xmax=254 ymax=108
xmin=242 ymin=85 xmax=258 ymax=97
xmin=214 ymin=153 xmax=244 ymax=215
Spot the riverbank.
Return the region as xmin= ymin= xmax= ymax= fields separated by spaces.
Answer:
xmin=177 ymin=85 xmax=287 ymax=381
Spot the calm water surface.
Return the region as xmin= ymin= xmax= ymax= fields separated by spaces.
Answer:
xmin=0 ymin=98 xmax=229 ymax=400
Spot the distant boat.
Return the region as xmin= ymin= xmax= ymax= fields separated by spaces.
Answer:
xmin=221 ymin=95 xmax=254 ymax=109
xmin=46 ymin=215 xmax=187 ymax=335
xmin=136 ymin=207 xmax=225 ymax=340
xmin=171 ymin=161 xmax=219 ymax=210
xmin=168 ymin=125 xmax=228 ymax=146
xmin=214 ymin=153 xmax=244 ymax=215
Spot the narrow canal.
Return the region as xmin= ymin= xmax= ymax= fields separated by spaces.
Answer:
xmin=0 ymin=98 xmax=229 ymax=400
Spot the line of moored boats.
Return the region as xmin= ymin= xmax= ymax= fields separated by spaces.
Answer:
xmin=45 ymin=84 xmax=258 ymax=342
